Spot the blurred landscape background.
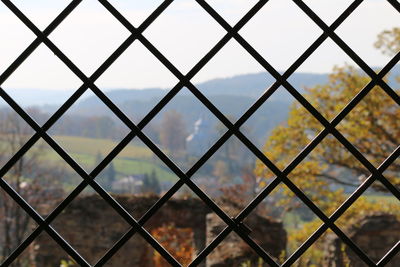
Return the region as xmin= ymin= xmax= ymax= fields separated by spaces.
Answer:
xmin=0 ymin=0 xmax=399 ymax=266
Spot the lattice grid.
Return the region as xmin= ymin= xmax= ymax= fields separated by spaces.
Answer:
xmin=0 ymin=0 xmax=399 ymax=266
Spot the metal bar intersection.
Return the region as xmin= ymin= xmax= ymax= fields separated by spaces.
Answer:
xmin=0 ymin=0 xmax=399 ymax=266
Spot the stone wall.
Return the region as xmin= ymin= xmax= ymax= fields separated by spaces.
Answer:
xmin=323 ymin=214 xmax=400 ymax=267
xmin=34 ymin=194 xmax=286 ymax=266
xmin=35 ymin=194 xmax=209 ymax=266
xmin=206 ymin=213 xmax=286 ymax=267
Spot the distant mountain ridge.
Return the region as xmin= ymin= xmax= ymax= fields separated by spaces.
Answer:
xmin=3 ymin=66 xmax=399 ymax=145
xmin=4 ymin=65 xmax=399 ymax=107
xmin=80 ymin=71 xmax=329 ymax=108
xmin=68 ymin=65 xmax=399 ymax=145
xmin=83 ymin=64 xmax=399 ymax=106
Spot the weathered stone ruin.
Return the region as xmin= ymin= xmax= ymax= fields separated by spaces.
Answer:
xmin=34 ymin=194 xmax=286 ymax=266
xmin=29 ymin=195 xmax=400 ymax=267
xmin=323 ymin=214 xmax=400 ymax=267
xmin=206 ymin=213 xmax=286 ymax=266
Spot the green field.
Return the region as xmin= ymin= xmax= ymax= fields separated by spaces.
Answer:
xmin=38 ymin=135 xmax=177 ymax=183
xmin=53 ymin=135 xmax=153 ymax=159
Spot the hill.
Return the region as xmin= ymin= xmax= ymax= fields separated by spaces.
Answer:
xmin=5 ymin=65 xmax=399 ymax=108
xmin=4 ymin=65 xmax=399 ymax=145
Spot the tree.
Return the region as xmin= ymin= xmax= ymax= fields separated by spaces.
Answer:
xmin=141 ymin=171 xmax=161 ymax=195
xmin=159 ymin=110 xmax=187 ymax=157
xmin=151 ymin=223 xmax=194 ymax=266
xmin=255 ymin=29 xmax=400 ymax=212
xmin=150 ymin=170 xmax=161 ymax=195
xmin=219 ymin=166 xmax=266 ymax=215
xmin=0 ymin=112 xmax=63 ymax=266
xmin=254 ymin=28 xmax=400 ymax=265
xmin=375 ymin=27 xmax=400 ymax=56
xmin=105 ymin=162 xmax=116 ymax=191
xmin=142 ymin=173 xmax=150 ymax=193
xmin=95 ymin=151 xmax=102 ymax=165
xmin=255 ymin=64 xmax=399 ymax=213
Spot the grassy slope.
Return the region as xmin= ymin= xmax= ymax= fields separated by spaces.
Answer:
xmin=53 ymin=136 xmax=152 ymax=158
xmin=41 ymin=136 xmax=177 ymax=182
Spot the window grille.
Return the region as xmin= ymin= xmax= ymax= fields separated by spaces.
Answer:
xmin=0 ymin=0 xmax=399 ymax=266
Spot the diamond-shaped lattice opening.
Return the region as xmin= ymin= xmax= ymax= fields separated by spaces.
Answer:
xmin=48 ymin=89 xmax=130 ymax=173
xmin=2 ymin=137 xmax=83 ymax=215
xmin=142 ymin=87 xmax=227 ymax=172
xmin=336 ymin=0 xmax=400 ymax=69
xmin=241 ymin=87 xmax=324 ymax=167
xmin=143 ymin=0 xmax=226 ymax=73
xmin=336 ymin=85 xmax=400 ymax=168
xmin=335 ymin=180 xmax=400 ymax=264
xmin=191 ymin=135 xmax=266 ymax=218
xmin=2 ymin=0 xmax=399 ymax=266
xmin=204 ymin=0 xmax=259 ymax=26
xmin=0 ymin=187 xmax=39 ymax=266
xmin=301 ymin=0 xmax=353 ymax=25
xmin=9 ymin=0 xmax=72 ymax=30
xmin=92 ymin=138 xmax=180 ymax=220
xmin=287 ymin=133 xmax=371 ymax=216
xmin=199 ymin=231 xmax=276 ymax=267
xmin=105 ymin=0 xmax=166 ymax=28
xmin=287 ymin=38 xmax=372 ymax=121
xmin=50 ymin=192 xmax=131 ymax=265
xmin=49 ymin=0 xmax=131 ymax=75
xmin=240 ymin=0 xmax=322 ymax=71
xmin=191 ymin=39 xmax=276 ymax=122
xmin=1 ymin=44 xmax=82 ymax=124
xmin=95 ymin=40 xmax=179 ymax=124
xmin=0 ymin=3 xmax=36 ymax=75
xmin=244 ymin=182 xmax=323 ymax=263
xmin=143 ymin=184 xmax=220 ymax=266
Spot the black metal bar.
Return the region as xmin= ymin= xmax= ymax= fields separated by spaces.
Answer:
xmin=93 ymin=1 xmax=281 ymax=265
xmin=293 ymin=0 xmax=400 ymax=109
xmin=187 ymin=0 xmax=357 ymax=263
xmin=284 ymin=144 xmax=400 ymax=266
xmin=292 ymin=0 xmax=400 ymax=198
xmin=0 ymin=0 xmax=398 ymax=265
xmin=189 ymin=0 xmax=400 ymax=264
xmin=0 ymin=0 xmax=181 ymax=265
xmin=0 ymin=134 xmax=90 ymax=267
xmin=0 ymin=88 xmax=181 ymax=266
xmin=3 ymin=0 xmax=271 ymax=265
xmin=378 ymin=241 xmax=400 ymax=266
xmin=0 ymin=0 xmax=82 ymax=85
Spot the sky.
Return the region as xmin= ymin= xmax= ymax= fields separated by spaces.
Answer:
xmin=0 ymin=0 xmax=399 ymax=91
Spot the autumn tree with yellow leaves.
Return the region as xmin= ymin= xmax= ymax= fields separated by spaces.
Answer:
xmin=254 ymin=28 xmax=400 ymax=265
xmin=255 ymin=65 xmax=399 ymax=212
